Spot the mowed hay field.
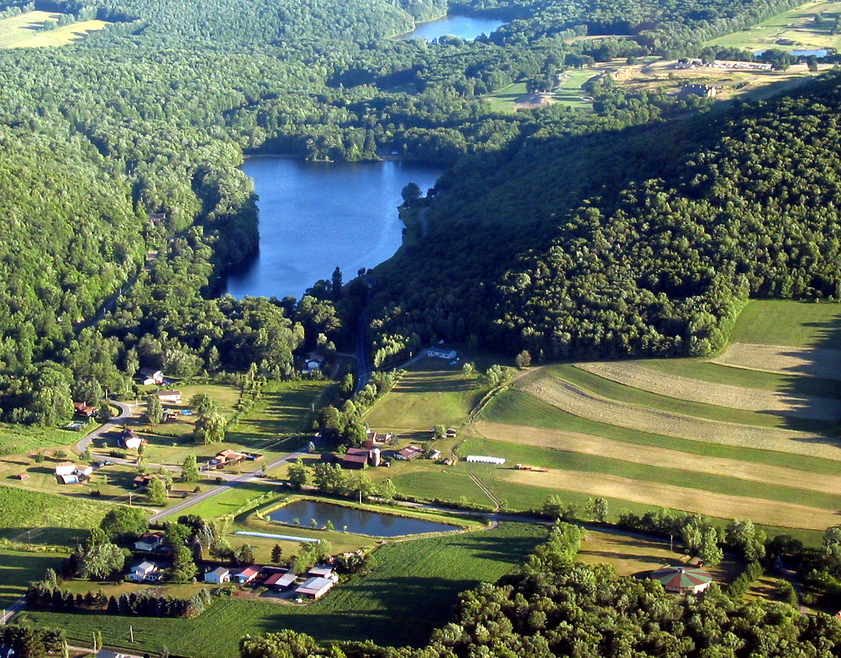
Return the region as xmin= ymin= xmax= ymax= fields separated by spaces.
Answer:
xmin=472 ymin=300 xmax=841 ymax=533
xmin=0 ymin=11 xmax=110 ymax=49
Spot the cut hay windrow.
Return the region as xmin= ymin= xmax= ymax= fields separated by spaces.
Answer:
xmin=473 ymin=420 xmax=841 ymax=496
xmin=576 ymin=361 xmax=841 ymax=421
xmin=713 ymin=343 xmax=841 ymax=381
xmin=504 ymin=468 xmax=840 ymax=530
xmin=518 ymin=376 xmax=841 ymax=460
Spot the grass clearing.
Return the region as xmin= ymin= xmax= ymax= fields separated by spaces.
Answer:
xmin=0 ymin=485 xmax=107 ymax=546
xmin=0 ymin=11 xmax=109 ymax=48
xmin=708 ymin=0 xmax=841 ymax=51
xmin=553 ymin=364 xmax=832 ymax=433
xmin=712 ymin=343 xmax=841 ymax=381
xmin=554 ymin=68 xmax=599 ymax=109
xmin=473 ymin=421 xmax=841 ymax=499
xmin=480 ymin=388 xmax=841 ymax=473
xmin=482 ymin=82 xmax=528 ymax=113
xmin=728 ymin=300 xmax=841 ymax=346
xmin=25 ymin=523 xmax=545 ymax=654
xmin=519 ymin=373 xmax=836 ymax=458
xmin=0 ymin=549 xmax=67 ymax=608
xmin=363 ymin=359 xmax=485 ymax=442
xmin=0 ymin=424 xmax=80 ymax=455
xmin=642 ymin=358 xmax=841 ymax=398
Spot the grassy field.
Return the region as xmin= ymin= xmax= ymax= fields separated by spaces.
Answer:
xmin=0 ymin=485 xmax=107 ymax=545
xmin=363 ymin=357 xmax=486 ymax=443
xmin=709 ymin=0 xmax=841 ymax=51
xmin=0 ymin=423 xmax=80 ymax=455
xmin=0 ymin=11 xmax=109 ymax=48
xmin=553 ymin=69 xmax=600 ymax=109
xmin=25 ymin=522 xmax=545 ymax=654
xmin=361 ymin=301 xmax=841 ymax=538
xmin=0 ymin=549 xmax=66 ymax=608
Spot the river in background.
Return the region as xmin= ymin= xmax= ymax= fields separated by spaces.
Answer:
xmin=222 ymin=158 xmax=442 ymax=300
xmin=398 ymin=14 xmax=505 ymax=41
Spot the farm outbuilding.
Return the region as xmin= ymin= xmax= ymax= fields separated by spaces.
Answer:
xmin=158 ymin=391 xmax=182 ymax=404
xmin=649 ymin=566 xmax=713 ymax=594
xmin=296 ymin=576 xmax=336 ymax=600
xmin=204 ymin=566 xmax=231 ymax=584
xmin=264 ymin=571 xmax=297 ymax=590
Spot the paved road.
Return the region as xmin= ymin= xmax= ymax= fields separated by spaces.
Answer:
xmin=74 ymin=400 xmax=133 ymax=455
xmin=0 ymin=596 xmax=25 ymax=625
xmin=150 ymin=445 xmax=312 ymax=522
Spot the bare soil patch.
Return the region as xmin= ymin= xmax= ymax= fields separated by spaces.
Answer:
xmin=505 ymin=468 xmax=840 ymax=529
xmin=577 ymin=361 xmax=841 ymax=421
xmin=473 ymin=420 xmax=841 ymax=495
xmin=518 ymin=376 xmax=841 ymax=460
xmin=713 ymin=343 xmax=841 ymax=381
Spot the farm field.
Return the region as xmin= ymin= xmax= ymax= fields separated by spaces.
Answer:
xmin=708 ymin=0 xmax=841 ymax=51
xmin=25 ymin=522 xmax=546 ymax=655
xmin=0 ymin=11 xmax=110 ymax=48
xmin=482 ymin=69 xmax=598 ymax=113
xmin=465 ymin=300 xmax=841 ymax=533
xmin=0 ymin=485 xmax=107 ymax=546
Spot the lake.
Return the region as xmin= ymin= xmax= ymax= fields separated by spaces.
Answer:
xmin=222 ymin=158 xmax=441 ymax=300
xmin=398 ymin=14 xmax=505 ymax=41
xmin=266 ymin=500 xmax=460 ymax=537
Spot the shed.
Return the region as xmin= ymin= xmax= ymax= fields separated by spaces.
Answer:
xmin=341 ymin=448 xmax=369 ymax=470
xmin=296 ymin=576 xmax=336 ymax=600
xmin=395 ymin=445 xmax=422 ymax=461
xmin=649 ymin=566 xmax=713 ymax=594
xmin=233 ymin=565 xmax=260 ymax=584
xmin=308 ymin=566 xmax=336 ymax=580
xmin=204 ymin=566 xmax=231 ymax=584
xmin=54 ymin=461 xmax=77 ymax=476
xmin=56 ymin=473 xmax=79 ymax=485
xmin=16 ymin=473 xmax=29 ymax=481
xmin=264 ymin=572 xmax=297 ymax=590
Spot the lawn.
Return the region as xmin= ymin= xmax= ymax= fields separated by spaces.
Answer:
xmin=0 ymin=549 xmax=67 ymax=608
xmin=482 ymin=82 xmax=528 ymax=113
xmin=708 ymin=0 xmax=841 ymax=51
xmin=0 ymin=485 xmax=107 ymax=546
xmin=25 ymin=523 xmax=546 ymax=654
xmin=727 ymin=299 xmax=841 ymax=347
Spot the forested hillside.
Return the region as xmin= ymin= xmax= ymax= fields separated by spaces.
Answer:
xmin=368 ymin=73 xmax=841 ymax=364
xmin=0 ymin=0 xmax=828 ymax=424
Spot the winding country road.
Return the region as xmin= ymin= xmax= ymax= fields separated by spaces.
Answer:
xmin=74 ymin=399 xmax=134 ymax=456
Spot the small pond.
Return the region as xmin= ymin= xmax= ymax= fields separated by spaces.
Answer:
xmin=791 ymin=48 xmax=829 ymax=57
xmin=398 ymin=14 xmax=505 ymax=41
xmin=266 ymin=500 xmax=460 ymax=537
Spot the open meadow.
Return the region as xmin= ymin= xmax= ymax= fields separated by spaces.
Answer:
xmin=361 ymin=301 xmax=840 ymax=545
xmin=24 ymin=522 xmax=545 ymax=654
xmin=0 ymin=11 xmax=110 ymax=48
xmin=709 ymin=0 xmax=841 ymax=51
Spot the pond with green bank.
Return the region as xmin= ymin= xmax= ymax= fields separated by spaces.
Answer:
xmin=266 ymin=499 xmax=460 ymax=537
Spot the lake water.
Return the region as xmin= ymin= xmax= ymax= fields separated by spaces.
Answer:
xmin=791 ymin=48 xmax=828 ymax=57
xmin=266 ymin=500 xmax=460 ymax=537
xmin=222 ymin=158 xmax=441 ymax=300
xmin=399 ymin=14 xmax=505 ymax=41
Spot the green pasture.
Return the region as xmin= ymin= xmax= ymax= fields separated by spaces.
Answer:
xmin=25 ymin=522 xmax=545 ymax=654
xmin=708 ymin=0 xmax=841 ymax=51
xmin=480 ymin=388 xmax=841 ymax=475
xmin=482 ymin=82 xmax=528 ymax=113
xmin=0 ymin=485 xmax=106 ymax=546
xmin=0 ymin=423 xmax=80 ymax=455
xmin=0 ymin=549 xmax=66 ymax=608
xmin=728 ymin=299 xmax=841 ymax=346
xmin=363 ymin=358 xmax=485 ymax=441
xmin=550 ymin=364 xmax=833 ymax=434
